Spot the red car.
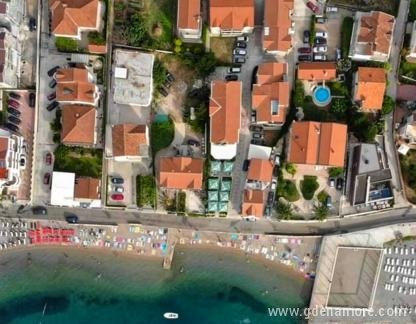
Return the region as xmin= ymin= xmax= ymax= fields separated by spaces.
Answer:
xmin=306 ymin=1 xmax=320 ymax=13
xmin=43 ymin=173 xmax=51 ymax=185
xmin=45 ymin=152 xmax=52 ymax=165
xmin=8 ymin=99 xmax=20 ymax=108
xmin=111 ymin=194 xmax=124 ymax=201
xmin=298 ymin=47 xmax=312 ymax=54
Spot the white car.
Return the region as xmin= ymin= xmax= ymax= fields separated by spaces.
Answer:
xmin=315 ymin=31 xmax=328 ymax=38
xmin=313 ymin=46 xmax=327 ymax=53
xmin=237 ymin=36 xmax=249 ymax=42
xmin=233 ymin=48 xmax=247 ymax=56
xmin=113 ymin=186 xmax=124 ymax=193
xmin=326 ymin=6 xmax=338 ymax=13
xmin=271 ymin=179 xmax=277 ymax=190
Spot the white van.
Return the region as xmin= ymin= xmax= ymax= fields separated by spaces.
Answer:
xmin=228 ymin=66 xmax=241 ymax=73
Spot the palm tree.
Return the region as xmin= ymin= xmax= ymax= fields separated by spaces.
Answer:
xmin=277 ymin=202 xmax=293 ymax=220
xmin=314 ymin=203 xmax=328 ymax=221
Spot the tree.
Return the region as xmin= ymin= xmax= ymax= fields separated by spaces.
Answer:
xmin=153 ymin=59 xmax=168 ymax=88
xmin=293 ymin=80 xmax=305 ymax=107
xmin=125 ymin=13 xmax=149 ymax=46
xmin=314 ymin=203 xmax=329 ymax=221
xmin=195 ymin=52 xmax=218 ymax=78
xmin=285 ymin=163 xmax=297 ymax=177
xmin=337 ymin=58 xmax=352 ymax=72
xmin=309 ymin=15 xmax=316 ymax=46
xmin=276 ymin=202 xmax=293 ymax=220
xmin=328 ymin=167 xmax=343 ymax=178
xmin=381 ymin=95 xmax=395 ymax=115
xmin=88 ymin=31 xmax=106 ymax=45
xmin=330 ymin=98 xmax=348 ymax=120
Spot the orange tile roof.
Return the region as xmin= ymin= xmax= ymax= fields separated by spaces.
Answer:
xmin=50 ymin=0 xmax=100 ymax=37
xmin=0 ymin=167 xmax=8 ymax=179
xmin=74 ymin=176 xmax=100 ymax=200
xmin=247 ymin=159 xmax=274 ymax=182
xmin=252 ymin=82 xmax=289 ymax=124
xmin=55 ymin=68 xmax=97 ymax=104
xmin=354 ymin=67 xmax=386 ymax=111
xmin=87 ymin=44 xmax=107 ymax=54
xmin=263 ymin=0 xmax=294 ymax=52
xmin=210 ymin=0 xmax=254 ymax=30
xmin=209 ymin=81 xmax=241 ymax=144
xmin=159 ymin=157 xmax=203 ymax=190
xmin=297 ymin=62 xmax=337 ymax=81
xmin=61 ymin=105 xmax=96 ymax=145
xmin=242 ymin=190 xmax=264 ymax=217
xmin=112 ymin=124 xmax=148 ymax=157
xmin=357 ymin=11 xmax=394 ymax=56
xmin=288 ymin=121 xmax=347 ymax=167
xmin=257 ymin=62 xmax=287 ymax=85
xmin=177 ymin=0 xmax=201 ymax=30
xmin=0 ymin=137 xmax=8 ymax=160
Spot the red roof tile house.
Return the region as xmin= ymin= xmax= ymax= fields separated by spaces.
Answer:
xmin=177 ymin=0 xmax=202 ymax=42
xmin=287 ymin=122 xmax=347 ymax=168
xmin=209 ymin=81 xmax=242 ymax=160
xmin=349 ymin=11 xmax=395 ymax=62
xmin=252 ymin=63 xmax=289 ymax=126
xmin=242 ymin=189 xmax=265 ymax=217
xmin=0 ymin=127 xmax=25 ymax=190
xmin=74 ymin=176 xmax=101 ymax=205
xmin=263 ymin=0 xmax=294 ymax=55
xmin=247 ymin=159 xmax=274 ymax=188
xmin=209 ymin=0 xmax=254 ymax=36
xmin=49 ymin=0 xmax=102 ymax=39
xmin=297 ymin=62 xmax=337 ymax=81
xmin=61 ymin=105 xmax=96 ymax=146
xmin=111 ymin=124 xmax=149 ymax=161
xmin=352 ymin=67 xmax=386 ymax=112
xmin=159 ymin=157 xmax=203 ymax=190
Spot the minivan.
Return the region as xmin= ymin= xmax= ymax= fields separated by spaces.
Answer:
xmin=228 ymin=66 xmax=241 ymax=73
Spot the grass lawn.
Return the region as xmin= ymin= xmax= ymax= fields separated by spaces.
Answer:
xmin=55 ymin=37 xmax=79 ymax=52
xmin=54 ymin=145 xmax=102 ymax=178
xmin=210 ymin=37 xmax=235 ymax=64
xmin=399 ymin=151 xmax=416 ymax=204
xmin=136 ymin=175 xmax=156 ymax=207
xmin=150 ymin=116 xmax=174 ymax=157
xmin=300 ymin=175 xmax=319 ymax=200
xmin=277 ymin=180 xmax=300 ymax=202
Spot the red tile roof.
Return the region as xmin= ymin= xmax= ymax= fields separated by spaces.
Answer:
xmin=159 ymin=157 xmax=203 ymax=190
xmin=288 ymin=122 xmax=347 ymax=167
xmin=87 ymin=44 xmax=107 ymax=54
xmin=112 ymin=124 xmax=148 ymax=157
xmin=210 ymin=0 xmax=254 ymax=30
xmin=247 ymin=159 xmax=274 ymax=182
xmin=209 ymin=81 xmax=241 ymax=144
xmin=74 ymin=176 xmax=100 ymax=200
xmin=263 ymin=0 xmax=294 ymax=52
xmin=49 ymin=0 xmax=100 ymax=37
xmin=252 ymin=82 xmax=289 ymax=124
xmin=297 ymin=62 xmax=337 ymax=81
xmin=0 ymin=137 xmax=8 ymax=161
xmin=61 ymin=105 xmax=96 ymax=145
xmin=55 ymin=67 xmax=97 ymax=104
xmin=242 ymin=190 xmax=264 ymax=217
xmin=177 ymin=0 xmax=201 ymax=30
xmin=0 ymin=168 xmax=8 ymax=180
xmin=257 ymin=62 xmax=287 ymax=85
xmin=354 ymin=67 xmax=386 ymax=111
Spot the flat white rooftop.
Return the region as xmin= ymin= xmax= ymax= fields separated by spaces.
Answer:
xmin=50 ymin=171 xmax=77 ymax=207
xmin=210 ymin=143 xmax=237 ymax=160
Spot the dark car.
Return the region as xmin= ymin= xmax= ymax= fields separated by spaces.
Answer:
xmin=336 ymin=178 xmax=344 ymax=190
xmin=65 ymin=214 xmax=79 ymax=224
xmin=47 ymin=65 xmax=60 ymax=77
xmin=8 ymin=116 xmax=21 ymax=125
xmin=7 ymin=107 xmax=21 ymax=117
xmin=158 ymin=86 xmax=168 ymax=97
xmin=225 ymin=74 xmax=238 ymax=82
xmin=298 ymin=47 xmax=311 ymax=54
xmin=267 ymin=191 xmax=275 ymax=205
xmin=298 ymin=55 xmax=312 ymax=62
xmin=164 ymin=80 xmax=172 ymax=89
xmin=306 ymin=1 xmax=320 ymax=13
xmin=45 ymin=152 xmax=53 ymax=165
xmin=233 ymin=56 xmax=246 ymax=64
xmin=242 ymin=159 xmax=250 ymax=172
xmin=49 ymin=78 xmax=57 ymax=88
xmin=187 ymin=139 xmax=200 ymax=146
xmin=303 ymin=30 xmax=310 ymax=43
xmin=32 ymin=206 xmax=47 ymax=215
xmin=43 ymin=173 xmax=51 ymax=185
xmin=47 ymin=92 xmax=56 ymax=101
xmin=315 ymin=37 xmax=327 ymax=45
xmin=235 ymin=41 xmax=247 ymax=49
xmin=46 ymin=101 xmax=59 ymax=111
xmin=8 ymin=92 xmax=21 ymax=100
xmin=8 ymin=99 xmax=20 ymax=108
xmin=6 ymin=123 xmax=19 ymax=132
xmin=249 ymin=125 xmax=263 ymax=132
xmin=111 ymin=177 xmax=124 ymax=184
xmin=29 ymin=92 xmax=36 ymax=107
xmin=166 ymin=72 xmax=175 ymax=83
xmin=29 ymin=17 xmax=37 ymax=31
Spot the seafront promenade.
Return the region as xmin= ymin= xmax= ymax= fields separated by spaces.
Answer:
xmin=0 ymin=217 xmax=321 ymax=277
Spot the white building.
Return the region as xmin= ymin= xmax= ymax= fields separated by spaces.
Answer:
xmin=0 ymin=128 xmax=25 ymax=190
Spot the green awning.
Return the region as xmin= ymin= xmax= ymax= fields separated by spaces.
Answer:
xmin=221 ymin=179 xmax=232 ymax=191
xmin=208 ymin=191 xmax=218 ymax=201
xmin=220 ymin=191 xmax=229 ymax=202
xmin=211 ymin=160 xmax=221 ymax=173
xmin=218 ymin=202 xmax=228 ymax=212
xmin=222 ymin=161 xmax=234 ymax=173
xmin=208 ymin=178 xmax=220 ymax=190
xmin=208 ymin=201 xmax=218 ymax=212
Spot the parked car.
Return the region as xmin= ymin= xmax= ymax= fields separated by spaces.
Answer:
xmin=8 ymin=116 xmax=21 ymax=125
xmin=47 ymin=92 xmax=56 ymax=101
xmin=242 ymin=159 xmax=250 ymax=172
xmin=7 ymin=107 xmax=21 ymax=117
xmin=20 ymin=155 xmax=26 ymax=168
xmin=225 ymin=74 xmax=238 ymax=82
xmin=326 ymin=196 xmax=332 ymax=208
xmin=8 ymin=92 xmax=21 ymax=100
xmin=336 ymin=48 xmax=341 ymax=60
xmin=5 ymin=123 xmax=19 ymax=132
xmin=298 ymin=55 xmax=312 ymax=62
xmin=49 ymin=78 xmax=57 ymax=88
xmin=158 ymin=86 xmax=168 ymax=97
xmin=29 ymin=17 xmax=37 ymax=31
xmin=111 ymin=177 xmax=124 ymax=184
xmin=315 ymin=31 xmax=328 ymax=38
xmin=235 ymin=41 xmax=247 ymax=49
xmin=29 ymin=92 xmax=36 ymax=107
xmin=46 ymin=101 xmax=59 ymax=111
xmin=233 ymin=48 xmax=247 ymax=56
xmin=249 ymin=125 xmax=262 ymax=132
xmin=253 ymin=132 xmax=263 ymax=139
xmin=47 ymin=65 xmax=60 ymax=77
xmin=326 ymin=6 xmax=338 ymax=13
xmin=113 ymin=186 xmax=124 ymax=193
xmin=43 ymin=173 xmax=51 ymax=185
xmin=187 ymin=139 xmax=200 ymax=146
xmin=45 ymin=152 xmax=53 ymax=165
xmin=313 ymin=46 xmax=327 ymax=53
xmin=228 ymin=66 xmax=241 ymax=74
xmin=251 ymin=139 xmax=264 ymax=145
xmin=233 ymin=56 xmax=246 ymax=64
xmin=111 ymin=194 xmax=124 ymax=201
xmin=303 ymin=30 xmax=310 ymax=43
xmin=313 ymin=54 xmax=327 ymax=61
xmin=267 ymin=191 xmax=274 ymax=205
xmin=329 ymin=177 xmax=335 ymax=187
xmin=336 ymin=178 xmax=344 ymax=190
xmin=65 ymin=214 xmax=79 ymax=223
xmin=236 ymin=36 xmax=249 ymax=42
xmin=315 ymin=37 xmax=327 ymax=45
xmin=315 ymin=16 xmax=327 ymax=24
xmin=166 ymin=72 xmax=175 ymax=83
xmin=274 ymin=154 xmax=281 ymax=166
xmin=8 ymin=99 xmax=20 ymax=108
xmin=306 ymin=1 xmax=319 ymax=13
xmin=298 ymin=47 xmax=311 ymax=54
xmin=32 ymin=206 xmax=47 ymax=215
xmin=251 ymin=111 xmax=256 ymax=123
xmin=271 ymin=179 xmax=277 ymax=190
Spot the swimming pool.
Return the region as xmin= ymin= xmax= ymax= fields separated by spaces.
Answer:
xmin=312 ymin=85 xmax=332 ymax=106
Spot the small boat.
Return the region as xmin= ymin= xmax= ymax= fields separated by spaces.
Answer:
xmin=163 ymin=312 xmax=179 ymax=320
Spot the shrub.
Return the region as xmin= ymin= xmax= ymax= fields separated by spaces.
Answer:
xmin=309 ymin=15 xmax=316 ymax=47
xmin=314 ymin=203 xmax=329 ymax=221
xmin=277 ymin=180 xmax=300 ymax=202
xmin=285 ymin=163 xmax=297 ymax=177
xmin=55 ymin=37 xmax=79 ymax=52
xmin=330 ymin=98 xmax=348 ymax=120
xmin=136 ymin=175 xmax=156 ymax=208
xmin=177 ymin=192 xmax=186 ymax=213
xmin=293 ymin=80 xmax=305 ymax=107
xmin=317 ymin=190 xmax=329 ymax=204
xmin=150 ymin=117 xmax=174 ymax=157
xmin=276 ymin=202 xmax=294 ymax=220
xmin=300 ymin=175 xmax=319 ymax=200
xmin=341 ymin=17 xmax=353 ymax=59
xmin=88 ymin=31 xmax=106 ymax=45
xmin=153 ymin=59 xmax=168 ymax=88
xmin=382 ymin=95 xmax=395 ymax=115
xmin=328 ymin=167 xmax=343 ymax=178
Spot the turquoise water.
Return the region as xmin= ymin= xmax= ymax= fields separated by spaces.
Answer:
xmin=154 ymin=114 xmax=169 ymax=123
xmin=313 ymin=86 xmax=331 ymax=104
xmin=0 ymin=246 xmax=310 ymax=323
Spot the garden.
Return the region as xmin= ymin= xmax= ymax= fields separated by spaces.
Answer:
xmin=399 ymin=150 xmax=416 ymax=204
xmin=150 ymin=116 xmax=174 ymax=158
xmin=136 ymin=175 xmax=156 ymax=208
xmin=300 ymin=176 xmax=319 ymax=200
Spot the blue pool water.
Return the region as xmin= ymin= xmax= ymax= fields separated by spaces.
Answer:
xmin=314 ymin=87 xmax=330 ymax=103
xmin=154 ymin=114 xmax=169 ymax=123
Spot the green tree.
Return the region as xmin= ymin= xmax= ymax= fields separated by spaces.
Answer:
xmin=293 ymin=80 xmax=305 ymax=107
xmin=125 ymin=13 xmax=148 ymax=46
xmin=340 ymin=17 xmax=353 ymax=58
xmin=195 ymin=52 xmax=217 ymax=78
xmin=88 ymin=31 xmax=106 ymax=45
xmin=314 ymin=203 xmax=329 ymax=221
xmin=309 ymin=15 xmax=316 ymax=46
xmin=285 ymin=163 xmax=297 ymax=177
xmin=328 ymin=167 xmax=343 ymax=178
xmin=330 ymin=98 xmax=348 ymax=120
xmin=381 ymin=95 xmax=395 ymax=115
xmin=276 ymin=202 xmax=294 ymax=220
xmin=153 ymin=59 xmax=168 ymax=88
